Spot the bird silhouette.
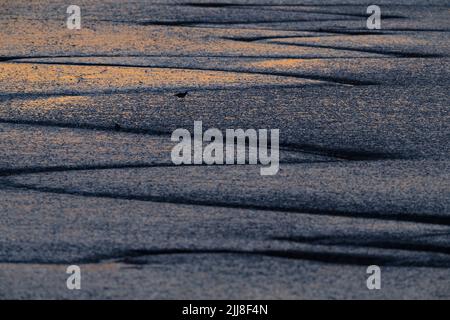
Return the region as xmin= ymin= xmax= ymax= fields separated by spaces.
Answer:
xmin=174 ymin=91 xmax=188 ymax=98
xmin=114 ymin=123 xmax=122 ymax=131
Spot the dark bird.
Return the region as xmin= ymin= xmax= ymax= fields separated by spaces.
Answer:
xmin=114 ymin=123 xmax=122 ymax=131
xmin=174 ymin=91 xmax=188 ymax=98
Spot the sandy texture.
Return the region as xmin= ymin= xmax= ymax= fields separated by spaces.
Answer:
xmin=0 ymin=0 xmax=449 ymax=299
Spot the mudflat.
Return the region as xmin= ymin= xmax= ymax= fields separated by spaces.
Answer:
xmin=0 ymin=0 xmax=449 ymax=299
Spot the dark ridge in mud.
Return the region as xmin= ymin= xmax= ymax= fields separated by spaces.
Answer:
xmin=0 ymin=163 xmax=173 ymax=177
xmin=0 ymin=83 xmax=329 ymax=102
xmin=312 ymin=28 xmax=450 ymax=33
xmin=0 ymin=92 xmax=90 ymax=102
xmin=183 ymin=2 xmax=236 ymax=7
xmin=0 ymin=157 xmax=337 ymax=177
xmin=260 ymin=10 xmax=405 ymax=20
xmin=314 ymin=29 xmax=395 ymax=35
xmin=183 ymin=3 xmax=406 ymax=19
xmin=369 ymin=28 xmax=450 ymax=32
xmin=118 ymin=249 xmax=450 ymax=268
xmin=0 ymin=54 xmax=396 ymax=63
xmin=268 ymin=41 xmax=446 ymax=58
xmin=5 ymin=60 xmax=377 ymax=86
xmin=136 ymin=18 xmax=358 ymax=27
xmin=281 ymin=143 xmax=405 ymax=161
xmin=0 ymin=88 xmax=204 ymax=101
xmin=5 ymin=181 xmax=450 ymax=226
xmin=93 ymin=17 xmax=450 ymax=32
xmin=0 ymin=54 xmax=311 ymax=62
xmin=0 ymin=54 xmax=156 ymax=62
xmin=4 ymin=248 xmax=449 ymax=268
xmin=182 ymin=3 xmax=450 ymax=8
xmin=0 ymin=118 xmax=401 ymax=162
xmin=223 ymin=31 xmax=390 ymax=41
xmin=223 ymin=35 xmax=330 ymax=42
xmin=0 ymin=118 xmax=168 ymax=136
xmin=272 ymin=236 xmax=450 ymax=255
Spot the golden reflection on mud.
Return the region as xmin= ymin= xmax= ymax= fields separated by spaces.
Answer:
xmin=0 ymin=20 xmax=309 ymax=57
xmin=16 ymin=95 xmax=94 ymax=111
xmin=0 ymin=62 xmax=321 ymax=94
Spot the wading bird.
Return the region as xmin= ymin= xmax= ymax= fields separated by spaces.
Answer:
xmin=174 ymin=91 xmax=188 ymax=98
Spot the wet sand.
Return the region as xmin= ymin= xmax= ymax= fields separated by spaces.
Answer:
xmin=0 ymin=0 xmax=449 ymax=299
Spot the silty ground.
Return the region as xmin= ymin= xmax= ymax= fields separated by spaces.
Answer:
xmin=0 ymin=0 xmax=449 ymax=299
